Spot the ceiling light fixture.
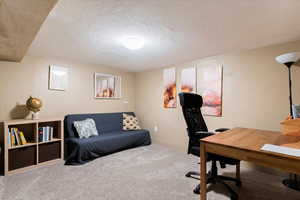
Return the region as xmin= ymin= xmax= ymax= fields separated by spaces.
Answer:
xmin=122 ymin=36 xmax=145 ymax=50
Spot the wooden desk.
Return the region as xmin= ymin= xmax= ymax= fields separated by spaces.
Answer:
xmin=200 ymin=127 xmax=300 ymax=200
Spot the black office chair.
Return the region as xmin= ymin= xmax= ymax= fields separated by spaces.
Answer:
xmin=179 ymin=92 xmax=241 ymax=200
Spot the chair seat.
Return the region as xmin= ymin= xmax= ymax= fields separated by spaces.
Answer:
xmin=190 ymin=145 xmax=239 ymax=165
xmin=209 ymin=154 xmax=239 ymax=165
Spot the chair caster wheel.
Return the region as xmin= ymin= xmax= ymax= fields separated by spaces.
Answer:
xmin=185 ymin=173 xmax=191 ymax=178
xmin=193 ymin=188 xmax=200 ymax=194
xmin=193 ymin=185 xmax=200 ymax=194
xmin=236 ymin=180 xmax=242 ymax=187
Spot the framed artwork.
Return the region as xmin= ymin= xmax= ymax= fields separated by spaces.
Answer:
xmin=181 ymin=67 xmax=196 ymax=93
xmin=197 ymin=63 xmax=223 ymax=117
xmin=49 ymin=65 xmax=68 ymax=91
xmin=163 ymin=68 xmax=177 ymax=108
xmin=95 ymin=73 xmax=121 ymax=99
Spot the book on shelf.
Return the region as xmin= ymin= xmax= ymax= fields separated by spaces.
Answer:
xmin=43 ymin=127 xmax=46 ymax=142
xmin=46 ymin=127 xmax=49 ymax=141
xmin=19 ymin=132 xmax=27 ymax=145
xmin=9 ymin=128 xmax=28 ymax=147
xmin=10 ymin=129 xmax=15 ymax=147
xmin=11 ymin=128 xmax=17 ymax=147
xmin=15 ymin=129 xmax=21 ymax=145
xmin=8 ymin=130 xmax=11 ymax=147
xmin=39 ymin=126 xmax=54 ymax=142
xmin=50 ymin=127 xmax=53 ymax=140
xmin=38 ymin=127 xmax=43 ymax=142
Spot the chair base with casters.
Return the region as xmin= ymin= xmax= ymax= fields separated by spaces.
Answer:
xmin=193 ymin=160 xmax=241 ymax=200
xmin=184 ymin=130 xmax=241 ymax=199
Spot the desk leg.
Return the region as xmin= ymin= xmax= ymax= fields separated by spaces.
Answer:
xmin=200 ymin=143 xmax=207 ymax=200
xmin=236 ymin=162 xmax=241 ymax=181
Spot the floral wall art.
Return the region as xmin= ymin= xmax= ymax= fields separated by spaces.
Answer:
xmin=181 ymin=67 xmax=196 ymax=93
xmin=163 ymin=68 xmax=177 ymax=108
xmin=197 ymin=63 xmax=223 ymax=117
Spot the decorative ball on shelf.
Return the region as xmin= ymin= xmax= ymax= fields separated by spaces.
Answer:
xmin=26 ymin=96 xmax=42 ymax=120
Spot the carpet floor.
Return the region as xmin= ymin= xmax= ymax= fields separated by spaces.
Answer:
xmin=0 ymin=144 xmax=299 ymax=200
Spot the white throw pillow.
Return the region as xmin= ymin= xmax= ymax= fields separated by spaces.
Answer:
xmin=73 ymin=118 xmax=99 ymax=139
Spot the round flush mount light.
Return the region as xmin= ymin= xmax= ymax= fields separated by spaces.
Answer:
xmin=122 ymin=36 xmax=145 ymax=50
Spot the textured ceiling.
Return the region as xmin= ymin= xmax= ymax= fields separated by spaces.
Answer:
xmin=27 ymin=0 xmax=300 ymax=71
xmin=0 ymin=0 xmax=58 ymax=62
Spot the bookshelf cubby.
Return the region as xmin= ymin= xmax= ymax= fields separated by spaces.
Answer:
xmin=39 ymin=142 xmax=61 ymax=163
xmin=9 ymin=146 xmax=36 ymax=171
xmin=0 ymin=118 xmax=64 ymax=175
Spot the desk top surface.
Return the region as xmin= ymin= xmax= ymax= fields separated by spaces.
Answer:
xmin=201 ymin=127 xmax=300 ymax=159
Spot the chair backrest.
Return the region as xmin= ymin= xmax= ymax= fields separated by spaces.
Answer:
xmin=179 ymin=92 xmax=208 ymax=137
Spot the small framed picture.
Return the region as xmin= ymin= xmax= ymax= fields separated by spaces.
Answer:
xmin=49 ymin=65 xmax=68 ymax=91
xmin=94 ymin=73 xmax=121 ymax=99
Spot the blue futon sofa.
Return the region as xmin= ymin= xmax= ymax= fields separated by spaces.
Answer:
xmin=64 ymin=112 xmax=151 ymax=165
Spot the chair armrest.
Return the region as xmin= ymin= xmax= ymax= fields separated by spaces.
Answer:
xmin=215 ymin=128 xmax=230 ymax=132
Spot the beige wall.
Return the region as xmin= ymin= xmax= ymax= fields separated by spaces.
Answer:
xmin=1 ymin=40 xmax=300 ymax=154
xmin=0 ymin=56 xmax=136 ymax=120
xmin=135 ymin=40 xmax=300 ymax=152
